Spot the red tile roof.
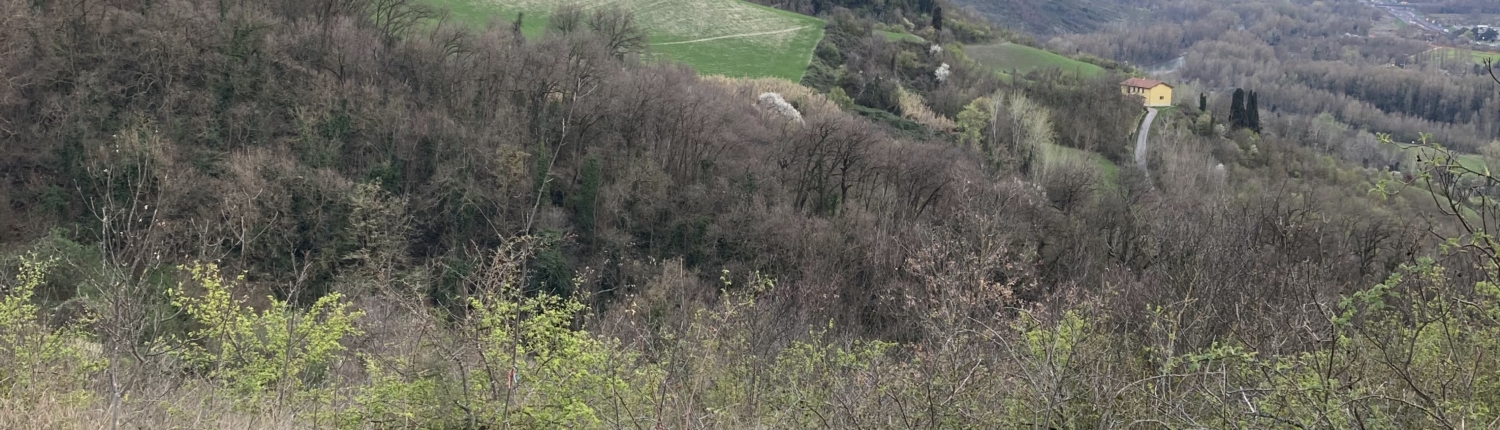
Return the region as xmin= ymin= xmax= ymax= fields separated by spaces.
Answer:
xmin=1120 ymin=78 xmax=1171 ymax=89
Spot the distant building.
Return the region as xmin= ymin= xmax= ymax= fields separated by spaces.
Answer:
xmin=1120 ymin=78 xmax=1174 ymax=107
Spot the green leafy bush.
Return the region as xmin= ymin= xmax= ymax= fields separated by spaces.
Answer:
xmin=168 ymin=263 xmax=363 ymax=411
xmin=0 ymin=255 xmax=105 ymax=410
xmin=455 ymin=273 xmax=657 ymax=428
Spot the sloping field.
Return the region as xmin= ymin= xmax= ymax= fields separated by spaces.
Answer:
xmin=1401 ymin=146 xmax=1490 ymax=174
xmin=966 ymin=42 xmax=1104 ymax=77
xmin=1435 ymin=47 xmax=1500 ymax=64
xmin=950 ymin=0 xmax=1125 ymax=36
xmin=431 ymin=0 xmax=824 ymax=81
xmin=1048 ymin=144 xmax=1119 ymax=190
xmin=1410 ymin=47 xmax=1500 ymax=70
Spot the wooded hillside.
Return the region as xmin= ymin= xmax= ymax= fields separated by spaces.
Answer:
xmin=4 ymin=0 xmax=1500 ymax=427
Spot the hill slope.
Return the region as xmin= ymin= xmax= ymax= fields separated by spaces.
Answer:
xmin=966 ymin=42 xmax=1104 ymax=77
xmin=432 ymin=0 xmax=824 ymax=80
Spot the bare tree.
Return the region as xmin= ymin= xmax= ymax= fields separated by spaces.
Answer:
xmin=586 ymin=6 xmax=647 ymax=59
xmin=370 ymin=0 xmax=437 ymax=47
xmin=78 ymin=122 xmax=181 ymax=430
xmin=549 ymin=4 xmax=585 ymax=35
xmin=0 ymin=0 xmax=31 ymax=137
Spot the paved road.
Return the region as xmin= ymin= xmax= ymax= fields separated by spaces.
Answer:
xmin=1366 ymin=0 xmax=1443 ymax=34
xmin=1135 ymin=107 xmax=1158 ymax=173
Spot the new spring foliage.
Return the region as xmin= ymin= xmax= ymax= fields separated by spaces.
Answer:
xmin=168 ymin=263 xmax=364 ymax=410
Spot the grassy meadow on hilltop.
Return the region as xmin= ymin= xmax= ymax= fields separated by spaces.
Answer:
xmin=966 ymin=42 xmax=1105 ymax=78
xmin=430 ymin=0 xmax=825 ymax=80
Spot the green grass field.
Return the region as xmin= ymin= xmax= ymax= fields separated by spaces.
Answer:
xmin=1424 ymin=47 xmax=1500 ymax=65
xmin=965 ymin=43 xmax=1104 ymax=78
xmin=1047 ymin=144 xmax=1120 ymax=190
xmin=1402 ymin=147 xmax=1487 ymax=170
xmin=1455 ymin=153 xmax=1489 ymax=173
xmin=427 ymin=0 xmax=824 ymax=81
xmin=1456 ymin=48 xmax=1500 ymax=64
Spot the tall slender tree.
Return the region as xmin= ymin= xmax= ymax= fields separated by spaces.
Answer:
xmin=1247 ymin=91 xmax=1261 ymax=132
xmin=932 ymin=6 xmax=944 ymax=32
xmin=513 ymin=12 xmax=526 ymax=41
xmin=1199 ymin=93 xmax=1207 ymax=112
xmin=1229 ymin=88 xmax=1246 ymax=129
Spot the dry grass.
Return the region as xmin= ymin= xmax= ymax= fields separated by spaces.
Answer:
xmin=896 ymin=86 xmax=956 ymax=131
xmin=0 ymin=399 xmax=104 ymax=430
xmin=0 ymin=348 xmax=341 ymax=430
xmin=704 ymin=76 xmax=842 ymax=119
xmin=0 ymin=383 xmax=335 ymax=429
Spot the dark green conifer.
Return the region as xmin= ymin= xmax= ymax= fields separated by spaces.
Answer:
xmin=1230 ymin=88 xmax=1246 ymax=129
xmin=1247 ymin=91 xmax=1261 ymax=132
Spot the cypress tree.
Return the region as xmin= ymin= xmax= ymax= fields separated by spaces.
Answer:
xmin=932 ymin=6 xmax=943 ymax=32
xmin=1229 ymin=88 xmax=1246 ymax=129
xmin=1199 ymin=92 xmax=1207 ymax=112
xmin=1247 ymin=91 xmax=1261 ymax=132
xmin=571 ymin=157 xmax=601 ymax=239
xmin=513 ymin=12 xmax=526 ymax=41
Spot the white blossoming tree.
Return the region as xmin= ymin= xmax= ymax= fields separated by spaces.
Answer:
xmin=757 ymin=92 xmax=804 ymax=124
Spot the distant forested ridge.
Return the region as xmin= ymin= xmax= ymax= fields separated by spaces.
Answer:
xmin=947 ymin=0 xmax=1125 ymax=36
xmin=1050 ymin=0 xmax=1500 ymax=153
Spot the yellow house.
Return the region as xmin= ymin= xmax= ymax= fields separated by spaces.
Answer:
xmin=1120 ymin=78 xmax=1173 ymax=107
